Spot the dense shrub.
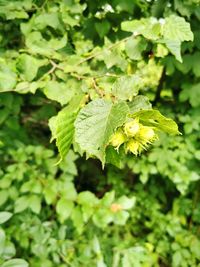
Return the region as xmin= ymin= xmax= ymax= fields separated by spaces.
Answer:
xmin=0 ymin=0 xmax=200 ymax=266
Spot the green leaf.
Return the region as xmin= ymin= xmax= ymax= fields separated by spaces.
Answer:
xmin=114 ymin=210 xmax=129 ymax=225
xmin=48 ymin=115 xmax=57 ymax=142
xmin=117 ymin=196 xmax=136 ymax=210
xmin=56 ymin=198 xmax=74 ymax=222
xmin=77 ymin=191 xmax=99 ymax=207
xmin=0 ymin=228 xmax=6 ymax=255
xmin=172 ymin=250 xmax=182 ymax=267
xmin=191 ymin=239 xmax=200 ymax=259
xmin=0 ymin=61 xmax=17 ymax=92
xmin=2 ymin=241 xmax=15 ymax=259
xmin=111 ymin=75 xmax=140 ymax=101
xmin=0 ymin=212 xmax=12 ymax=224
xmin=162 ymin=17 xmax=193 ymax=62
xmin=163 ymin=15 xmax=193 ymax=42
xmin=95 ymin=20 xmax=111 ymax=39
xmin=164 ymin=40 xmax=182 ymax=62
xmin=180 ymin=83 xmax=200 ymax=107
xmin=14 ymin=196 xmax=29 ymax=213
xmin=33 ymin=12 xmax=62 ymax=31
xmin=75 ymin=99 xmax=129 ymax=164
xmin=43 ymin=180 xmax=58 ymax=205
xmin=2 ymin=259 xmax=29 ymax=267
xmin=28 ymin=195 xmax=41 ymax=214
xmin=99 ymin=48 xmax=127 ymax=71
xmin=128 ymin=95 xmax=152 ymax=113
xmin=191 ymin=52 xmax=200 ymax=77
xmin=60 ymin=182 xmax=77 ymax=201
xmin=174 ymin=54 xmax=192 ymax=73
xmin=125 ymin=37 xmax=147 ymax=60
xmin=0 ymin=1 xmax=31 ymax=20
xmin=71 ymin=207 xmax=84 ymax=233
xmin=105 ymin=146 xmax=123 ymax=168
xmin=17 ymin=54 xmax=47 ymax=82
xmin=132 ymin=109 xmax=181 ymax=135
xmin=121 ymin=18 xmax=161 ymax=40
xmin=101 ymin=191 xmax=115 ymax=207
xmin=55 ymin=94 xmax=85 ymax=161
xmin=0 ymin=190 xmax=8 ymax=206
xmin=25 ymin=31 xmax=67 ymax=56
xmin=43 ymin=81 xmax=75 ymax=105
xmin=93 ymin=208 xmax=113 ymax=228
xmin=56 ymin=108 xmax=77 ymax=160
xmin=14 ymin=81 xmax=46 ymax=94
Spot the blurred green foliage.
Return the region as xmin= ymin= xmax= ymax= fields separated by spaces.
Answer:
xmin=0 ymin=0 xmax=200 ymax=266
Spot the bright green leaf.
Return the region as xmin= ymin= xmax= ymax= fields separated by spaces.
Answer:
xmin=77 ymin=191 xmax=99 ymax=206
xmin=95 ymin=20 xmax=111 ymax=39
xmin=17 ymin=54 xmax=47 ymax=82
xmin=56 ymin=198 xmax=74 ymax=222
xmin=163 ymin=15 xmax=193 ymax=42
xmin=14 ymin=196 xmax=29 ymax=213
xmin=117 ymin=196 xmax=136 ymax=210
xmin=121 ymin=18 xmax=161 ymax=40
xmin=0 ymin=62 xmax=17 ymax=92
xmin=0 ymin=228 xmax=6 ymax=255
xmin=75 ymin=99 xmax=129 ymax=164
xmin=112 ymin=76 xmax=140 ymax=101
xmin=0 ymin=212 xmax=12 ymax=224
xmin=128 ymin=95 xmax=152 ymax=113
xmin=125 ymin=37 xmax=147 ymax=60
xmin=43 ymin=81 xmax=75 ymax=105
xmin=2 ymin=259 xmax=29 ymax=267
xmin=55 ymin=94 xmax=85 ymax=161
xmin=164 ymin=40 xmax=182 ymax=62
xmin=132 ymin=109 xmax=181 ymax=135
xmin=29 ymin=195 xmax=41 ymax=214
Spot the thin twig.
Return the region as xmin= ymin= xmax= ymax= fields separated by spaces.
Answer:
xmin=92 ymin=78 xmax=104 ymax=97
xmin=49 ymin=60 xmax=122 ymax=80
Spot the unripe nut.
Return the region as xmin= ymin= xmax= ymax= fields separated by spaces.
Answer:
xmin=110 ymin=130 xmax=126 ymax=150
xmin=137 ymin=126 xmax=156 ymax=143
xmin=124 ymin=119 xmax=140 ymax=137
xmin=126 ymin=139 xmax=140 ymax=156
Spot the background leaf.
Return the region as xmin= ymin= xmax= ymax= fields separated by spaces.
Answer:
xmin=163 ymin=15 xmax=193 ymax=42
xmin=0 ymin=212 xmax=12 ymax=224
xmin=2 ymin=259 xmax=28 ymax=267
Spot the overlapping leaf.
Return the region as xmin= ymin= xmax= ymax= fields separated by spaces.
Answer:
xmin=49 ymin=94 xmax=85 ymax=162
xmin=75 ymin=99 xmax=129 ymax=164
xmin=132 ymin=109 xmax=181 ymax=135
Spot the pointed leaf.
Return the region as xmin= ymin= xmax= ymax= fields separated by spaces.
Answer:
xmin=121 ymin=18 xmax=161 ymax=40
xmin=56 ymin=198 xmax=74 ymax=222
xmin=0 ymin=212 xmax=12 ymax=224
xmin=43 ymin=81 xmax=75 ymax=105
xmin=112 ymin=76 xmax=140 ymax=101
xmin=2 ymin=259 xmax=28 ymax=267
xmin=132 ymin=109 xmax=181 ymax=135
xmin=163 ymin=15 xmax=193 ymax=42
xmin=17 ymin=54 xmax=47 ymax=82
xmin=75 ymin=99 xmax=129 ymax=164
xmin=165 ymin=40 xmax=182 ymax=62
xmin=54 ymin=94 xmax=85 ymax=161
xmin=125 ymin=37 xmax=147 ymax=60
xmin=128 ymin=95 xmax=152 ymax=113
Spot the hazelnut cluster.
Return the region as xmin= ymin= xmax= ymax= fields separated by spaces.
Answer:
xmin=109 ymin=118 xmax=158 ymax=156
